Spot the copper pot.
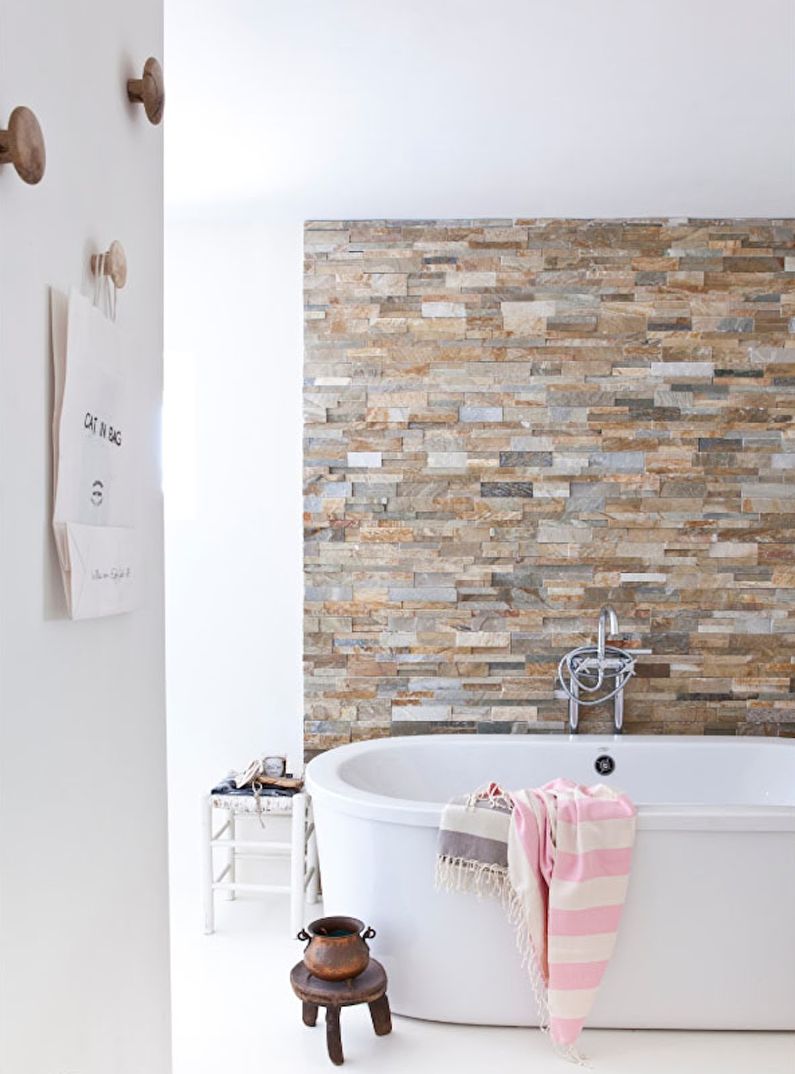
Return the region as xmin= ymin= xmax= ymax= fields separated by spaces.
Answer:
xmin=297 ymin=915 xmax=376 ymax=981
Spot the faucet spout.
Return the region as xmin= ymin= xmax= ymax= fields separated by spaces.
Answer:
xmin=597 ymin=605 xmax=619 ymax=661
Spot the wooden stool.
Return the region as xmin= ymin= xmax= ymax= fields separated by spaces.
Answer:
xmin=290 ymin=959 xmax=392 ymax=1065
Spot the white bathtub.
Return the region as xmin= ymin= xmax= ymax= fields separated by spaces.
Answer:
xmin=306 ymin=734 xmax=795 ymax=1029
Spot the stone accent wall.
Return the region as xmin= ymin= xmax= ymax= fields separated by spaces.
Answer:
xmin=304 ymin=219 xmax=795 ymax=753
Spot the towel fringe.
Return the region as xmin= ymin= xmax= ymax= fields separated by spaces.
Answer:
xmin=465 ymin=781 xmax=514 ymax=811
xmin=435 ymin=855 xmax=588 ymax=1066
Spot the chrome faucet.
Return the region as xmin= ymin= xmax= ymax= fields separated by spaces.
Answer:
xmin=596 ymin=606 xmax=619 ymax=666
xmin=557 ymin=607 xmax=648 ymax=735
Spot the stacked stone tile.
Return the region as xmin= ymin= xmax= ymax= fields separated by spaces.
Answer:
xmin=304 ymin=219 xmax=795 ymax=753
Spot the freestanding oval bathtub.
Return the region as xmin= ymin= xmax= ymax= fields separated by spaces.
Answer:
xmin=307 ymin=734 xmax=795 ymax=1029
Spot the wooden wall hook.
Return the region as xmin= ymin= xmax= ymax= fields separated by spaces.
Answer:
xmin=0 ymin=106 xmax=45 ymax=184
xmin=91 ymin=240 xmax=127 ymax=289
xmin=127 ymin=57 xmax=165 ymax=125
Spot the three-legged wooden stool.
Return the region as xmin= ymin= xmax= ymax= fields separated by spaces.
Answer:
xmin=290 ymin=959 xmax=392 ymax=1065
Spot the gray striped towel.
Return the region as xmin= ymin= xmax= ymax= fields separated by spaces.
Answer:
xmin=435 ymin=782 xmax=514 ymax=902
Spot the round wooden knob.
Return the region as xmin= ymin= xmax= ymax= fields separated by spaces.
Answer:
xmin=0 ymin=106 xmax=46 ymax=184
xmin=91 ymin=241 xmax=127 ymax=289
xmin=127 ymin=57 xmax=165 ymax=125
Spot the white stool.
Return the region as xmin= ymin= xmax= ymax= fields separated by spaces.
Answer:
xmin=202 ymin=791 xmax=320 ymax=935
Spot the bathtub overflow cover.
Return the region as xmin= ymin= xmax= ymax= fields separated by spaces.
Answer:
xmin=594 ymin=754 xmax=615 ymax=776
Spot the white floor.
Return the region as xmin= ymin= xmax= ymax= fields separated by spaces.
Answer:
xmin=171 ymin=883 xmax=795 ymax=1074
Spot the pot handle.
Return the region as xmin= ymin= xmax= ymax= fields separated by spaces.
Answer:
xmin=361 ymin=926 xmax=376 ymax=941
xmin=297 ymin=929 xmax=311 ymax=947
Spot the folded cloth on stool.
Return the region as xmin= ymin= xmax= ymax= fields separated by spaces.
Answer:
xmin=210 ymin=775 xmax=299 ymax=798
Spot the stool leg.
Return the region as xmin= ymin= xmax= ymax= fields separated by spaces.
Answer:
xmin=325 ymin=1006 xmax=343 ymax=1065
xmin=202 ymin=796 xmax=215 ymax=935
xmin=290 ymin=793 xmax=307 ymax=935
xmin=226 ymin=811 xmax=236 ymax=901
xmin=302 ymin=1001 xmax=318 ymax=1027
xmin=369 ymin=994 xmax=392 ymax=1036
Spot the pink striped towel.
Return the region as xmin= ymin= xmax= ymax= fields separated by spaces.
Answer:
xmin=508 ymin=779 xmax=636 ymax=1057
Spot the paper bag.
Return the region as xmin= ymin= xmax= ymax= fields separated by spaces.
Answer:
xmin=51 ymin=287 xmax=139 ymax=617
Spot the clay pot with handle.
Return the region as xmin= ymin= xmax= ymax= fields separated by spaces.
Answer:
xmin=297 ymin=916 xmax=376 ymax=982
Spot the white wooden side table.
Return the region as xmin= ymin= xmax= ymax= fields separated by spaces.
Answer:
xmin=202 ymin=791 xmax=320 ymax=935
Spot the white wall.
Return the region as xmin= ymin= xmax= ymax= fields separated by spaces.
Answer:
xmin=0 ymin=2 xmax=169 ymax=1072
xmin=164 ymin=0 xmax=795 ymax=805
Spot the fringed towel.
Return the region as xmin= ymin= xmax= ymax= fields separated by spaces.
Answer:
xmin=436 ymin=778 xmax=636 ymax=1062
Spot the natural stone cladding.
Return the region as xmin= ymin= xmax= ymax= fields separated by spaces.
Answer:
xmin=304 ymin=219 xmax=795 ymax=754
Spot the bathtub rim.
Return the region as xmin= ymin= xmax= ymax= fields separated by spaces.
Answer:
xmin=306 ymin=734 xmax=795 ymax=833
